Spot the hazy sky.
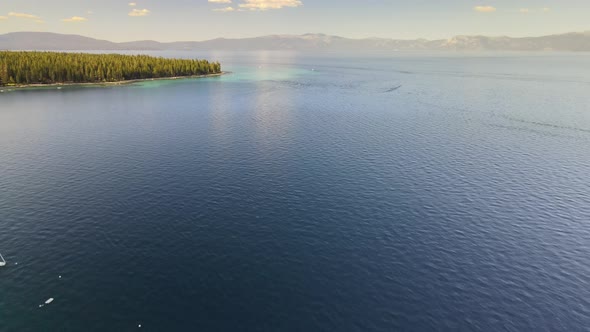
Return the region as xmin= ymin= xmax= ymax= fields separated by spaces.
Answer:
xmin=0 ymin=0 xmax=589 ymax=42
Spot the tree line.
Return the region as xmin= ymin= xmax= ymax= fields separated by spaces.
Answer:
xmin=0 ymin=51 xmax=221 ymax=86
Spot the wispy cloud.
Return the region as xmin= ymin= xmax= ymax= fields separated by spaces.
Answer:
xmin=0 ymin=16 xmax=7 ymax=20
xmin=213 ymin=6 xmax=235 ymax=12
xmin=129 ymin=8 xmax=150 ymax=17
xmin=62 ymin=16 xmax=88 ymax=22
xmin=474 ymin=6 xmax=496 ymax=13
xmin=238 ymin=0 xmax=303 ymax=10
xmin=8 ymin=12 xmax=42 ymax=19
xmin=519 ymin=8 xmax=530 ymax=14
xmin=209 ymin=0 xmax=232 ymax=3
xmin=129 ymin=2 xmax=137 ymax=6
xmin=542 ymin=7 xmax=550 ymax=12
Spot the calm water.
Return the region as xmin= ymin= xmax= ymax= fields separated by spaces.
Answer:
xmin=1 ymin=52 xmax=590 ymax=331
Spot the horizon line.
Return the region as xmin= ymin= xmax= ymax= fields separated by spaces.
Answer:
xmin=1 ymin=29 xmax=589 ymax=44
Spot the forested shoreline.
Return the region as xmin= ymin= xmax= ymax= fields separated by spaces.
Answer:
xmin=0 ymin=51 xmax=221 ymax=86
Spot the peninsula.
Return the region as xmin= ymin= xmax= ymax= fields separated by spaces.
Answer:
xmin=0 ymin=51 xmax=222 ymax=87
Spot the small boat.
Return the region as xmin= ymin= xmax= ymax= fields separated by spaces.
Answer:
xmin=0 ymin=252 xmax=6 ymax=266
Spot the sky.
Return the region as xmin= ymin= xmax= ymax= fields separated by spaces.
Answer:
xmin=0 ymin=0 xmax=589 ymax=42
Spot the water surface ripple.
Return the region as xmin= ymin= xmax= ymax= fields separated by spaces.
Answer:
xmin=1 ymin=52 xmax=590 ymax=331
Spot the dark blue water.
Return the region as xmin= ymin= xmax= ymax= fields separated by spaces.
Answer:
xmin=1 ymin=52 xmax=590 ymax=331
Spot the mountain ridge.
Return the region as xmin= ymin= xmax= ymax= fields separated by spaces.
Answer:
xmin=1 ymin=31 xmax=589 ymax=51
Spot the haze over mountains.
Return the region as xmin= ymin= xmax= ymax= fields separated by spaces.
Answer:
xmin=1 ymin=31 xmax=590 ymax=52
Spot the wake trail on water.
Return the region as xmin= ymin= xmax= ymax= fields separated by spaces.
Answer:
xmin=501 ymin=115 xmax=590 ymax=134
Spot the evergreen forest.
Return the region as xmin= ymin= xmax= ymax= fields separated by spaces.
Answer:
xmin=0 ymin=51 xmax=221 ymax=86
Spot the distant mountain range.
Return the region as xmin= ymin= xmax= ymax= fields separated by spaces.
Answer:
xmin=1 ymin=31 xmax=590 ymax=52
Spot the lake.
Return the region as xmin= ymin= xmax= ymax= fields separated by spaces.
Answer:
xmin=1 ymin=51 xmax=590 ymax=331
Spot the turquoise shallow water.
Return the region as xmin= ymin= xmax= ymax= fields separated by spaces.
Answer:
xmin=1 ymin=52 xmax=590 ymax=331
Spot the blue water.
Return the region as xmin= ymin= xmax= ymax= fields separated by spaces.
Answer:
xmin=1 ymin=52 xmax=590 ymax=331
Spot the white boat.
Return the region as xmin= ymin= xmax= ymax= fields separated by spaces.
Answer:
xmin=0 ymin=253 xmax=6 ymax=266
